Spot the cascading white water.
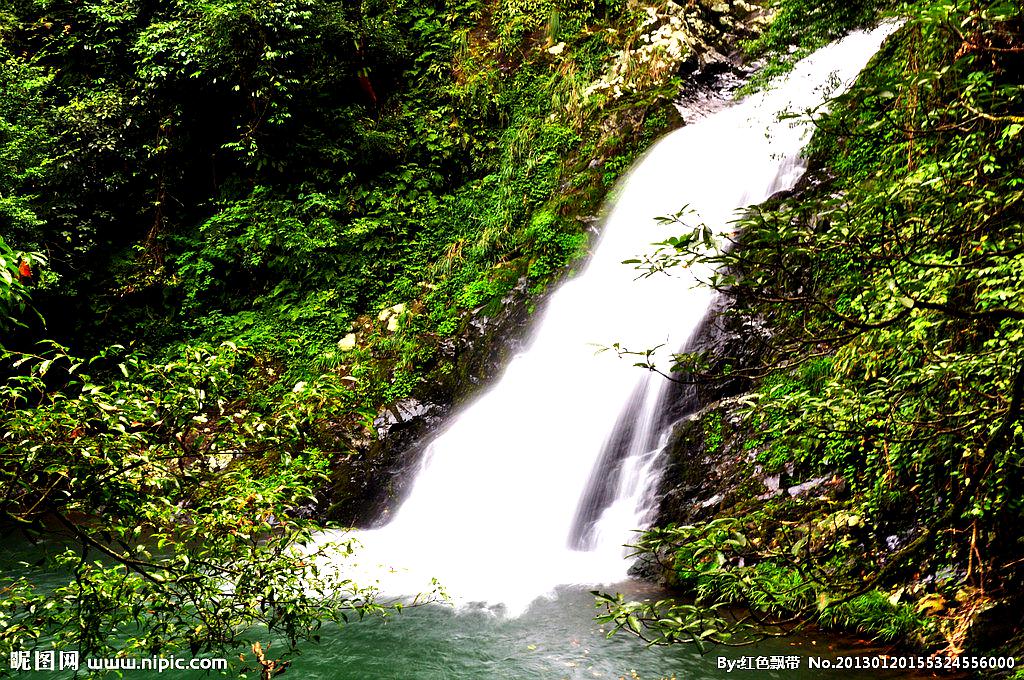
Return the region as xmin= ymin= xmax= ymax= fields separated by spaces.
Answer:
xmin=324 ymin=24 xmax=895 ymax=615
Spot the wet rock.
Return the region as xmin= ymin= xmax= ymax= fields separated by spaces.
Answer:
xmin=674 ymin=65 xmax=749 ymax=122
xmin=649 ymin=289 xmax=813 ymax=529
xmin=787 ymin=475 xmax=830 ymax=497
xmin=327 ymin=277 xmax=545 ymax=527
xmin=373 ymin=398 xmax=439 ymax=440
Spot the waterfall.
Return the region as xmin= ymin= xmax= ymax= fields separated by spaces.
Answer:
xmin=324 ymin=24 xmax=895 ymax=615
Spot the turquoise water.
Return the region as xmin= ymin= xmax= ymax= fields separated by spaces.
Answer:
xmin=4 ymin=540 xmax=940 ymax=680
xmin=16 ymin=591 xmax=940 ymax=679
xmin=287 ymin=584 xmax=935 ymax=680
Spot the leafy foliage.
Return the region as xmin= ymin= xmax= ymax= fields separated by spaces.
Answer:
xmin=740 ymin=0 xmax=889 ymax=90
xmin=0 ymin=0 xmax=677 ymax=364
xmin=596 ymin=513 xmax=922 ymax=648
xmin=607 ymin=0 xmax=1024 ymax=656
xmin=0 ymin=0 xmax=696 ymax=668
xmin=0 ymin=342 xmax=394 ymax=673
xmin=0 ymin=238 xmax=43 ymax=330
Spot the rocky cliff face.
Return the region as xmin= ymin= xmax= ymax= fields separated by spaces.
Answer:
xmin=648 ymin=199 xmax=843 ymax=532
xmin=327 ymin=278 xmax=541 ymax=526
xmin=651 ymin=297 xmax=765 ymax=527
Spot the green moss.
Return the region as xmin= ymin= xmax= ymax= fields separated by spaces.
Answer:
xmin=703 ymin=410 xmax=724 ymax=453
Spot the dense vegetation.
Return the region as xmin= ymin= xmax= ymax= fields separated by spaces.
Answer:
xmin=1 ymin=342 xmax=396 ymax=673
xmin=0 ymin=0 xmax=722 ymax=674
xmin=0 ymin=0 xmax=688 ymax=388
xmin=4 ymin=0 xmax=1024 ymax=674
xmin=598 ymin=0 xmax=1024 ymax=667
